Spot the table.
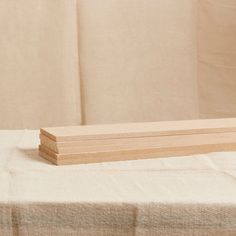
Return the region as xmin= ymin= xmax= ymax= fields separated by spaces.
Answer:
xmin=1 ymin=130 xmax=236 ymax=235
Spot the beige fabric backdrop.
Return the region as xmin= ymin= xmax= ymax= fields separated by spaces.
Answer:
xmin=78 ymin=0 xmax=199 ymax=124
xmin=0 ymin=0 xmax=81 ymax=129
xmin=0 ymin=0 xmax=235 ymax=128
xmin=198 ymin=0 xmax=236 ymax=118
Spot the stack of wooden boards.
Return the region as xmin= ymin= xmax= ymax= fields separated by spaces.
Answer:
xmin=39 ymin=118 xmax=236 ymax=165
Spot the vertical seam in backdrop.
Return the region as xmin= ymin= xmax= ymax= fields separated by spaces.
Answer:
xmin=76 ymin=0 xmax=85 ymax=125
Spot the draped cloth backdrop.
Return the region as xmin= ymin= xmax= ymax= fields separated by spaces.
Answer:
xmin=0 ymin=0 xmax=235 ymax=129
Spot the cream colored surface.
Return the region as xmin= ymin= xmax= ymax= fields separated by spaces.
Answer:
xmin=1 ymin=130 xmax=236 ymax=235
xmin=0 ymin=0 xmax=236 ymax=128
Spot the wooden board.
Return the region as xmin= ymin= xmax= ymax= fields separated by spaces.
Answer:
xmin=40 ymin=132 xmax=236 ymax=154
xmin=39 ymin=141 xmax=236 ymax=165
xmin=40 ymin=118 xmax=236 ymax=142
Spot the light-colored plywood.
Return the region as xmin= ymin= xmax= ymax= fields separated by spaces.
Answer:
xmin=39 ymin=141 xmax=236 ymax=165
xmin=38 ymin=150 xmax=58 ymax=165
xmin=41 ymin=118 xmax=236 ymax=142
xmin=39 ymin=118 xmax=236 ymax=165
xmin=40 ymin=132 xmax=236 ymax=154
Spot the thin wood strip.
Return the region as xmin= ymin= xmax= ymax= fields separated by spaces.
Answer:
xmin=40 ymin=132 xmax=236 ymax=154
xmin=40 ymin=118 xmax=236 ymax=142
xmin=39 ymin=150 xmax=57 ymax=165
xmin=39 ymin=150 xmax=58 ymax=165
xmin=39 ymin=142 xmax=236 ymax=165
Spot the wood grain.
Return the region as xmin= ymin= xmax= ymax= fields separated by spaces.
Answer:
xmin=39 ymin=141 xmax=236 ymax=165
xmin=40 ymin=132 xmax=236 ymax=154
xmin=40 ymin=118 xmax=236 ymax=142
xmin=39 ymin=118 xmax=236 ymax=165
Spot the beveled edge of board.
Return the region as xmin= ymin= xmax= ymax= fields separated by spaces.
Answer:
xmin=40 ymin=128 xmax=57 ymax=141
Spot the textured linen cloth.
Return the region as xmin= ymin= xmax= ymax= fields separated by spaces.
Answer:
xmin=0 ymin=130 xmax=236 ymax=236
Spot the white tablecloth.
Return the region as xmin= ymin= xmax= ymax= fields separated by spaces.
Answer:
xmin=1 ymin=130 xmax=236 ymax=235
